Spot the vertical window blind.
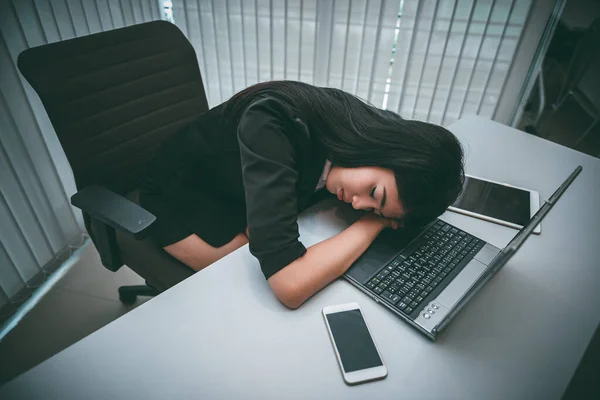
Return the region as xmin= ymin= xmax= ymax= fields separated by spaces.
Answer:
xmin=172 ymin=0 xmax=534 ymax=127
xmin=387 ymin=0 xmax=533 ymax=125
xmin=172 ymin=0 xmax=401 ymax=108
xmin=0 ymin=0 xmax=162 ymax=329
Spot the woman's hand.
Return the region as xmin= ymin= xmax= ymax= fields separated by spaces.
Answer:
xmin=360 ymin=211 xmax=399 ymax=230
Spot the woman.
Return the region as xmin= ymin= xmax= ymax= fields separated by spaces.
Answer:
xmin=140 ymin=81 xmax=464 ymax=309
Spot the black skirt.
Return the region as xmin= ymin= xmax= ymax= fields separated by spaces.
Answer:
xmin=139 ymin=166 xmax=247 ymax=249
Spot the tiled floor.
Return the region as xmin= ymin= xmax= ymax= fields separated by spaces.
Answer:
xmin=0 ymin=243 xmax=150 ymax=386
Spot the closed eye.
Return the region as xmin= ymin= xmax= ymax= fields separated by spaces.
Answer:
xmin=370 ymin=187 xmax=376 ymax=198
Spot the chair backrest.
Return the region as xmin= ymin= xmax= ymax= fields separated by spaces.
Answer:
xmin=565 ymin=18 xmax=600 ymax=107
xmin=18 ymin=21 xmax=209 ymax=195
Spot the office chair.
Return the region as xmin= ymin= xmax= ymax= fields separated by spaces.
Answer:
xmin=542 ymin=18 xmax=600 ymax=150
xmin=17 ymin=21 xmax=205 ymax=302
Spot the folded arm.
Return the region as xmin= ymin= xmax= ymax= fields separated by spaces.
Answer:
xmin=268 ymin=214 xmax=389 ymax=309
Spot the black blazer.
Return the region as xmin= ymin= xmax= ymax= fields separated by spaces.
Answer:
xmin=140 ymin=96 xmax=329 ymax=279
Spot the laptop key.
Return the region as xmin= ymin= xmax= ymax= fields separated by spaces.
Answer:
xmin=397 ymin=302 xmax=407 ymax=310
xmin=374 ymin=285 xmax=385 ymax=294
xmin=382 ymin=291 xmax=401 ymax=304
xmin=366 ymin=281 xmax=376 ymax=289
xmin=405 ymin=307 xmax=413 ymax=314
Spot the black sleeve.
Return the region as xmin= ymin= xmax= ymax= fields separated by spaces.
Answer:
xmin=237 ymin=97 xmax=308 ymax=279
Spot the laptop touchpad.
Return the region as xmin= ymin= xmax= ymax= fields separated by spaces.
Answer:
xmin=346 ymin=228 xmax=422 ymax=283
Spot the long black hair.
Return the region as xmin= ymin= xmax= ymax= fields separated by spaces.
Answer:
xmin=223 ymin=81 xmax=464 ymax=228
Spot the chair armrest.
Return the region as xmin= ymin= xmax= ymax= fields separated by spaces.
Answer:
xmin=71 ymin=185 xmax=156 ymax=240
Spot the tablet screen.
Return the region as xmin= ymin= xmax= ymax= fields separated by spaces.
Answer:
xmin=452 ymin=176 xmax=531 ymax=226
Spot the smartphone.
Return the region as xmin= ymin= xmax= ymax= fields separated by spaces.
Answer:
xmin=322 ymin=302 xmax=387 ymax=385
xmin=448 ymin=175 xmax=541 ymax=234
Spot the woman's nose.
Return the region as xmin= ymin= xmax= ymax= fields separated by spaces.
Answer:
xmin=352 ymin=195 xmax=372 ymax=211
xmin=351 ymin=195 xmax=360 ymax=210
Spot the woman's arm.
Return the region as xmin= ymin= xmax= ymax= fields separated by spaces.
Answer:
xmin=268 ymin=214 xmax=395 ymax=309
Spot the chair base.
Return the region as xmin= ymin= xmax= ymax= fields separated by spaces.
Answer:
xmin=118 ymin=284 xmax=159 ymax=304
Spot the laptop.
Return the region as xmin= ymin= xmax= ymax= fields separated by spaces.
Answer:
xmin=344 ymin=166 xmax=582 ymax=340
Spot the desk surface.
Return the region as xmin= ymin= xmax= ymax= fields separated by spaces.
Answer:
xmin=2 ymin=116 xmax=600 ymax=400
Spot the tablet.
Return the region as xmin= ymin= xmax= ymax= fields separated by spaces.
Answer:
xmin=448 ymin=175 xmax=541 ymax=234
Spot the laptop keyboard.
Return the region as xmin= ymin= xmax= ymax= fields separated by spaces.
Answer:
xmin=365 ymin=220 xmax=485 ymax=316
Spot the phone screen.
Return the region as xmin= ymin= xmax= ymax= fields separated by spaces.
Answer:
xmin=452 ymin=176 xmax=531 ymax=226
xmin=326 ymin=309 xmax=383 ymax=372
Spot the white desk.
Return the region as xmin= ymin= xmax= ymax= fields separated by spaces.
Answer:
xmin=2 ymin=116 xmax=600 ymax=399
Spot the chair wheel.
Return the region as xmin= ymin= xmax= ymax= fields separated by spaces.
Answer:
xmin=118 ymin=288 xmax=137 ymax=304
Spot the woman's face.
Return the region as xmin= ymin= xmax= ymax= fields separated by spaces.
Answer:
xmin=326 ymin=166 xmax=405 ymax=220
